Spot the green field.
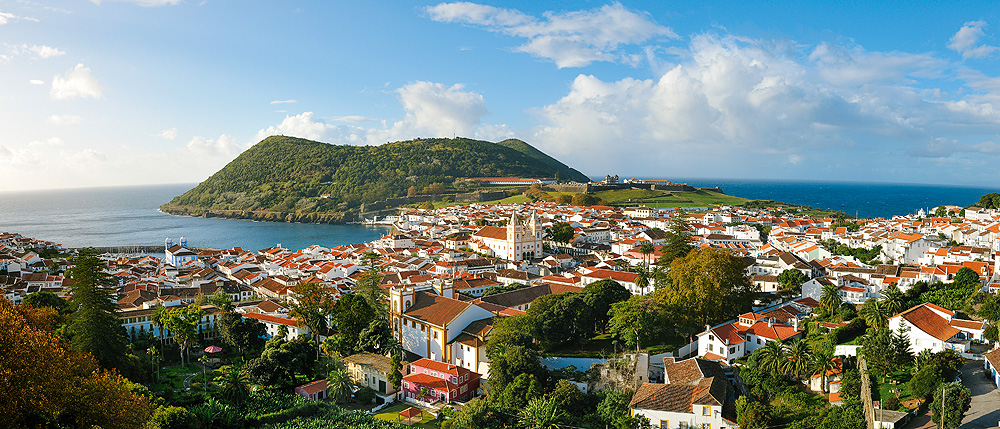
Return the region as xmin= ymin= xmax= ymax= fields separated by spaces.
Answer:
xmin=372 ymin=402 xmax=436 ymax=427
xmin=595 ymin=188 xmax=748 ymax=208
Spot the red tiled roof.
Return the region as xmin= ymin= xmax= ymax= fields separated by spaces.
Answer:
xmin=472 ymin=226 xmax=507 ymax=240
xmin=297 ymin=379 xmax=328 ymax=395
xmin=242 ymin=312 xmax=301 ymax=327
xmin=949 ymin=319 xmax=984 ymax=330
xmin=897 ymin=304 xmax=961 ymax=342
xmin=404 ymin=291 xmax=473 ymax=327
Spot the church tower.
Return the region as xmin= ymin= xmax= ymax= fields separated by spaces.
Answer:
xmin=529 ymin=211 xmax=541 ymax=239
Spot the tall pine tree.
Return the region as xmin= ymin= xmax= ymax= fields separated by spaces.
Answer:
xmin=65 ymin=248 xmax=127 ymax=371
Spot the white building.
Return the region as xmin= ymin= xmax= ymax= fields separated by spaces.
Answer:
xmin=469 ymin=212 xmax=543 ymax=261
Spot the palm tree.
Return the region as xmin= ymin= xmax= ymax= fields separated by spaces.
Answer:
xmin=519 ymin=398 xmax=566 ymax=429
xmin=810 ymin=347 xmax=839 ymax=394
xmin=214 ymin=364 xmax=251 ymax=407
xmin=785 ymin=339 xmax=812 ymax=382
xmin=634 ymin=268 xmax=650 ymax=295
xmin=820 ymin=283 xmax=842 ymax=316
xmin=757 ymin=340 xmax=789 ymax=375
xmin=881 ymin=285 xmax=905 ymax=315
xmin=326 ymin=367 xmax=353 ymax=404
xmin=860 ymin=299 xmax=890 ymax=331
xmin=638 ymin=242 xmax=656 ymax=268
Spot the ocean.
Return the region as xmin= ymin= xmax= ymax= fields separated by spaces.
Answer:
xmin=0 ymin=184 xmax=390 ymax=251
xmin=677 ymin=179 xmax=999 ymax=219
xmin=1 ymin=180 xmax=996 ymax=250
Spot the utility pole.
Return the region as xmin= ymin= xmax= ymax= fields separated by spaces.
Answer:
xmin=941 ymin=385 xmax=946 ymax=429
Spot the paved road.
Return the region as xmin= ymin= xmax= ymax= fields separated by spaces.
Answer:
xmin=960 ymin=359 xmax=1000 ymax=428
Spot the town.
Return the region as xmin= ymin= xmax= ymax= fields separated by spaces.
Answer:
xmin=4 ymin=192 xmax=1000 ymax=429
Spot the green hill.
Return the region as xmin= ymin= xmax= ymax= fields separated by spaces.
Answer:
xmin=161 ymin=136 xmax=589 ymax=223
xmin=495 ymin=138 xmax=589 ymax=182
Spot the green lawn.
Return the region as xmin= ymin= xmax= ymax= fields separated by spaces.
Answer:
xmin=373 ymin=402 xmax=437 ymax=427
xmin=150 ymin=364 xmax=201 ymax=391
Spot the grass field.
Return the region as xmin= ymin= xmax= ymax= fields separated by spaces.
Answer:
xmin=430 ymin=194 xmax=531 ymax=209
xmin=372 ymin=402 xmax=436 ymax=427
xmin=593 ymin=188 xmax=748 ymax=208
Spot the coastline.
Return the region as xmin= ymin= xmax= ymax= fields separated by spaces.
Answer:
xmin=158 ymin=204 xmax=355 ymax=224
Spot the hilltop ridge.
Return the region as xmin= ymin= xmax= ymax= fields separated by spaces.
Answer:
xmin=160 ymin=136 xmax=589 ymax=223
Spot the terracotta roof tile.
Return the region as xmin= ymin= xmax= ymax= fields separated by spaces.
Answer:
xmin=403 ymin=291 xmax=473 ymax=327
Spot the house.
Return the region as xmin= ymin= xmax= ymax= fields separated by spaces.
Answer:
xmin=401 ymin=358 xmax=481 ymax=404
xmin=887 ymin=303 xmax=979 ymax=354
xmin=629 ymin=376 xmax=737 ymax=429
xmin=696 ymin=313 xmax=803 ymax=363
xmin=295 ymin=379 xmax=329 ymax=401
xmin=389 ymin=282 xmax=495 ymax=364
xmin=580 ymin=269 xmax=640 ymax=294
xmin=241 ymin=312 xmax=310 ymax=339
xmin=344 ymin=352 xmax=400 ymax=401
xmin=984 ymin=347 xmax=1000 ymax=390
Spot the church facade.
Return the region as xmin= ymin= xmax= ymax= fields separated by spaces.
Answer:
xmin=470 ymin=212 xmax=543 ymax=261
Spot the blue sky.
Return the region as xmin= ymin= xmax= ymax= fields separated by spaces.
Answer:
xmin=2 ymin=0 xmax=999 ymax=191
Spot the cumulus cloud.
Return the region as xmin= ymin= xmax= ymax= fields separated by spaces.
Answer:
xmin=256 ymin=81 xmax=499 ymax=146
xmin=155 ymin=128 xmax=178 ymax=140
xmin=51 ymin=64 xmax=103 ymax=99
xmin=49 ymin=114 xmax=82 ymax=125
xmin=948 ymin=21 xmax=999 ymax=59
xmin=270 ymin=99 xmax=297 ymax=104
xmin=526 ymin=33 xmax=1000 ymax=178
xmin=426 ymin=2 xmax=676 ymax=67
xmin=29 ymin=79 xmax=44 ymax=85
xmin=184 ymin=134 xmax=246 ymax=157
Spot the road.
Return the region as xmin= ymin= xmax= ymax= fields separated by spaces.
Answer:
xmin=960 ymin=359 xmax=1000 ymax=428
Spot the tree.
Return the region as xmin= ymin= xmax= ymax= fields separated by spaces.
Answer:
xmin=208 ymin=290 xmax=234 ymax=312
xmin=245 ymin=336 xmax=317 ymax=387
xmin=908 ymin=363 xmax=942 ymax=399
xmin=219 ymin=312 xmax=266 ymax=359
xmin=496 ymin=373 xmax=545 ymax=411
xmin=331 ymin=293 xmax=378 ymax=356
xmin=549 ymin=379 xmax=585 ymax=415
xmin=756 ymin=340 xmax=788 ymax=375
xmin=607 ymin=296 xmax=672 ymax=350
xmin=860 ymin=298 xmax=891 ymax=331
xmin=735 ymin=396 xmax=771 ymax=429
xmin=326 ymin=367 xmax=354 ymax=403
xmin=527 ymin=292 xmax=596 ymax=350
xmin=952 ymin=267 xmax=980 ymax=286
xmin=289 ymin=282 xmax=337 ymax=359
xmin=777 ymin=269 xmax=808 ymax=299
xmin=547 ymin=222 xmax=575 ymax=250
xmin=519 ymin=397 xmax=566 ymax=429
xmin=155 ymin=303 xmax=205 ymax=366
xmin=785 ymin=339 xmax=813 ymax=381
xmin=356 ymin=252 xmax=385 ymax=311
xmin=65 ymin=248 xmax=128 ymax=371
xmin=0 ymin=299 xmax=153 ymax=428
xmin=581 ymin=279 xmax=631 ymax=332
xmin=571 ymin=193 xmax=599 ymax=206
xmin=930 ymin=382 xmax=972 ymax=429
xmin=22 ymin=291 xmax=68 ymax=314
xmin=977 ymin=192 xmax=1000 ymax=209
xmin=407 ymin=185 xmax=419 ymax=197
xmin=820 ymin=283 xmax=843 ymax=316
xmin=487 ymin=345 xmax=547 ymax=392
xmin=214 ymin=364 xmax=250 ymax=408
xmin=656 ymin=248 xmax=757 ymax=328
xmin=935 ymin=206 xmax=948 ymax=217
xmin=881 ymin=286 xmax=905 ymax=316
xmin=637 ymin=242 xmax=655 ymax=267
xmin=811 ymin=346 xmax=839 ymax=393
xmin=389 ymin=353 xmax=403 ymax=390
xmin=148 ymin=405 xmax=199 ymax=429
xmin=657 ymin=215 xmax=693 ymax=267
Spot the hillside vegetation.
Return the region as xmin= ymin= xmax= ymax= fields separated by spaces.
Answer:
xmin=161 ymin=136 xmax=588 ymax=222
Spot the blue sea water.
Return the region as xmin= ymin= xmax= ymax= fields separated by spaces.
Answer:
xmin=1 ymin=181 xmax=997 ymax=250
xmin=677 ymin=179 xmax=1000 ymax=219
xmin=0 ymin=184 xmax=389 ymax=251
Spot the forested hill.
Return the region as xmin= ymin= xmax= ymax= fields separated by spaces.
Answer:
xmin=160 ymin=136 xmax=589 ymax=222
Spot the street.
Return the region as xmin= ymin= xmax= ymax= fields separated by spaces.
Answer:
xmin=960 ymin=359 xmax=1000 ymax=428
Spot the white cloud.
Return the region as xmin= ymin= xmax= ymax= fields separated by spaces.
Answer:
xmin=184 ymin=134 xmax=246 ymax=157
xmin=29 ymin=79 xmax=44 ymax=85
xmin=48 ymin=114 xmax=82 ymax=125
xmin=390 ymin=81 xmax=488 ymax=138
xmin=0 ymin=11 xmax=39 ymax=25
xmin=51 ymin=64 xmax=103 ymax=99
xmin=90 ymin=0 xmax=182 ymax=6
xmin=156 ymin=128 xmax=178 ymax=140
xmin=12 ymin=44 xmax=66 ymax=58
xmin=270 ymin=99 xmax=297 ymax=104
xmin=256 ymin=81 xmax=498 ymax=145
xmin=527 ymin=33 xmax=1000 ymax=178
xmin=426 ymin=2 xmax=676 ymax=68
xmin=948 ymin=21 xmax=1000 ymax=59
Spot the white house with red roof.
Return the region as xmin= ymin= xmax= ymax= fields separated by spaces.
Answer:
xmin=580 ymin=268 xmax=640 ymax=294
xmin=242 ymin=312 xmax=310 ymax=339
xmin=888 ymin=303 xmax=983 ymax=354
xmin=389 ymin=282 xmax=494 ymax=364
xmin=696 ymin=312 xmax=803 ymax=363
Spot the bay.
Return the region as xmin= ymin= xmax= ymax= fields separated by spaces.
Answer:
xmin=0 ymin=184 xmax=390 ymax=251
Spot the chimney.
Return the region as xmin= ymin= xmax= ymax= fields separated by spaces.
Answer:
xmin=792 ymin=318 xmax=799 ymax=331
xmin=768 ymin=318 xmax=773 ymax=327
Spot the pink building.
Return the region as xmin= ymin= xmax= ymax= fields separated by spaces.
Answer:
xmin=401 ymin=358 xmax=480 ymax=404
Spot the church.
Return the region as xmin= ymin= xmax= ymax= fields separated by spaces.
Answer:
xmin=469 ymin=211 xmax=543 ymax=261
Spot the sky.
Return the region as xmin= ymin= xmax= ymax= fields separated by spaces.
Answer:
xmin=2 ymin=0 xmax=1000 ymax=191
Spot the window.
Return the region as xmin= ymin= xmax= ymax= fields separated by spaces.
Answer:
xmin=708 ymin=335 xmax=714 ymax=341
xmin=703 ymin=406 xmax=710 ymax=416
xmin=708 ymin=344 xmax=713 ymax=352
xmin=659 ymin=420 xmax=669 ymax=429
xmin=729 ymin=347 xmax=736 ymax=354
xmin=434 ymin=331 xmax=438 ymax=339
xmin=756 ymin=338 xmax=761 ymax=344
xmin=420 ymin=324 xmax=425 ymax=332
xmin=702 ymin=424 xmax=710 ymax=429
xmin=679 ymin=422 xmax=689 ymax=429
